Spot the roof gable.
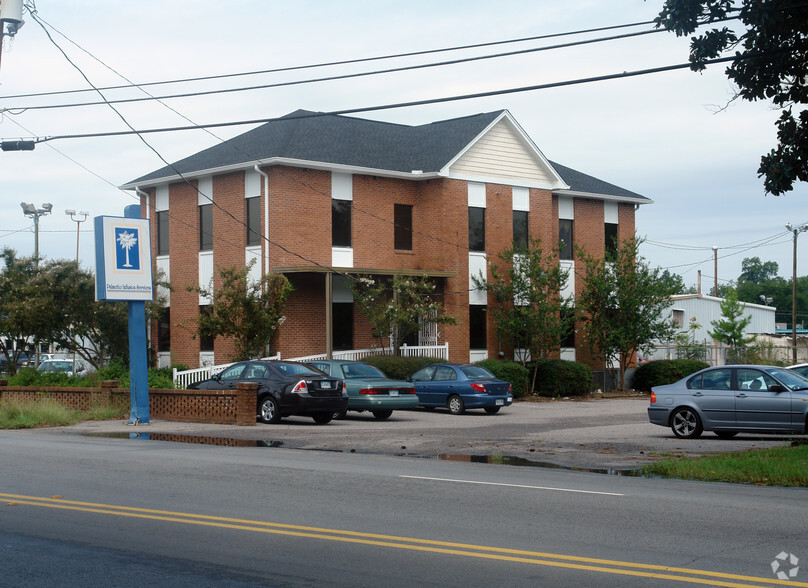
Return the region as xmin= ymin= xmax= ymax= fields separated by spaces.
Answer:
xmin=444 ymin=113 xmax=565 ymax=188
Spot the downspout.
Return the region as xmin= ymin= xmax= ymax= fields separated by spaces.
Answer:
xmin=254 ymin=165 xmax=269 ymax=275
xmin=135 ymin=186 xmax=149 ymax=220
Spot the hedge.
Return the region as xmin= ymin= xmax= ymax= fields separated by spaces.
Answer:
xmin=474 ymin=359 xmax=529 ymax=398
xmin=531 ymin=359 xmax=593 ymax=397
xmin=632 ymin=359 xmax=709 ymax=392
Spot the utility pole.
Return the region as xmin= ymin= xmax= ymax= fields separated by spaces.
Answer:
xmin=786 ymin=223 xmax=808 ymax=363
xmin=20 ymin=202 xmax=52 ymax=267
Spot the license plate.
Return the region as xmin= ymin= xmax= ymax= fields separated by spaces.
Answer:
xmin=496 ymin=399 xmax=504 ymax=406
xmin=321 ymin=381 xmax=331 ymax=389
xmin=389 ymin=389 xmax=399 ymax=396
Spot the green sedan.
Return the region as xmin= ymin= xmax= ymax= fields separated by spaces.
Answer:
xmin=306 ymin=360 xmax=418 ymax=419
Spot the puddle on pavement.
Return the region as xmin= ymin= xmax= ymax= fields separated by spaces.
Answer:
xmin=84 ymin=432 xmax=284 ymax=448
xmin=83 ymin=433 xmax=643 ymax=476
xmin=435 ymin=453 xmax=643 ymax=476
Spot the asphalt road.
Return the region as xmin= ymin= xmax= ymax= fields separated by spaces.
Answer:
xmin=3 ymin=426 xmax=808 ymax=586
xmin=30 ymin=396 xmax=804 ymax=471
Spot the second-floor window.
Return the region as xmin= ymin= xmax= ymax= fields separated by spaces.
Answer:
xmin=605 ymin=222 xmax=618 ymax=261
xmin=332 ymin=199 xmax=351 ymax=247
xmin=156 ymin=210 xmax=169 ymax=256
xmin=394 ymin=204 xmax=413 ymax=250
xmin=469 ymin=207 xmax=485 ymax=252
xmin=199 ymin=204 xmax=213 ymax=251
xmin=513 ymin=210 xmax=528 ymax=249
xmin=246 ymin=197 xmax=261 ymax=246
xmin=559 ymin=219 xmax=573 ymax=260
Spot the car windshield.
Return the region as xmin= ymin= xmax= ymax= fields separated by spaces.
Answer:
xmin=767 ymin=367 xmax=808 ymax=390
xmin=273 ymin=362 xmax=322 ymax=377
xmin=460 ymin=366 xmax=495 ymax=379
xmin=38 ymin=361 xmax=72 ymax=372
xmin=341 ymin=363 xmax=384 ymax=379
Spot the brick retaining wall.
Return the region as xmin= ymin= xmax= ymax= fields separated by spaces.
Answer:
xmin=0 ymin=380 xmax=257 ymax=426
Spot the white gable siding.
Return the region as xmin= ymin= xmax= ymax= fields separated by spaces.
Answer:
xmin=449 ymin=120 xmax=555 ymax=185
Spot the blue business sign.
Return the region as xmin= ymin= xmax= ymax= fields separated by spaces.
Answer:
xmin=95 ymin=216 xmax=153 ymax=301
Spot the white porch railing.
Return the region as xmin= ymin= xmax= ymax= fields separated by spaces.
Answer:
xmin=172 ymin=353 xmax=281 ymax=388
xmin=289 ymin=343 xmax=450 ymax=363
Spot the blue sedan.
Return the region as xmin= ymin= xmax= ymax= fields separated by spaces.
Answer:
xmin=409 ymin=363 xmax=513 ymax=415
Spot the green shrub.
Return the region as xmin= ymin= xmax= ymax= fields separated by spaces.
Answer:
xmin=531 ymin=359 xmax=593 ymax=397
xmin=362 ymin=355 xmax=443 ymax=380
xmin=8 ymin=367 xmax=84 ymax=388
xmin=632 ymin=359 xmax=709 ymax=392
xmin=475 ymin=359 xmax=529 ymax=398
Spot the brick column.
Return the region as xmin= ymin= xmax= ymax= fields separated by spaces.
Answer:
xmin=235 ymin=382 xmax=258 ymax=426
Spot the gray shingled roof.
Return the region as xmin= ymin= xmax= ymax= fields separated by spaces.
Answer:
xmin=127 ymin=109 xmax=649 ymax=202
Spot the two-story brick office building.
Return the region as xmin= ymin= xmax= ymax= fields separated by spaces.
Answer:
xmin=122 ymin=109 xmax=650 ymax=369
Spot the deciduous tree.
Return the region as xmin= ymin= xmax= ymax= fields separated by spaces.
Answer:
xmin=656 ymin=0 xmax=808 ymax=194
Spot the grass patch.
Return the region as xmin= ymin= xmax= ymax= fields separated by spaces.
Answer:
xmin=643 ymin=443 xmax=808 ymax=487
xmin=0 ymin=398 xmax=128 ymax=429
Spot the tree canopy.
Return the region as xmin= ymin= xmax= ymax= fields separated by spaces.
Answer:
xmin=577 ymin=237 xmax=679 ymax=390
xmin=656 ymin=0 xmax=808 ymax=194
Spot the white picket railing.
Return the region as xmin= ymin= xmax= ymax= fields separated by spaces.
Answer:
xmin=173 ymin=343 xmax=450 ymax=388
xmin=172 ymin=353 xmax=280 ymax=388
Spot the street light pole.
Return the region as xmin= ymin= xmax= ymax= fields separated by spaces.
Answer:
xmin=65 ymin=209 xmax=89 ymax=264
xmin=786 ymin=223 xmax=808 ymax=363
xmin=20 ymin=202 xmax=52 ymax=267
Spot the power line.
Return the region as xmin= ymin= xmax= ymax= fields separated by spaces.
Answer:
xmin=8 ymin=53 xmax=744 ymax=145
xmin=2 ymin=17 xmax=665 ymax=102
xmin=2 ymin=27 xmax=672 ymax=114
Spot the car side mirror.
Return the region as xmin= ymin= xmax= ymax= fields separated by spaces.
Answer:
xmin=768 ymin=384 xmax=785 ymax=392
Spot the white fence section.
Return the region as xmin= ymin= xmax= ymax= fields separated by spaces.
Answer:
xmin=289 ymin=343 xmax=450 ymax=363
xmin=172 ymin=353 xmax=281 ymax=388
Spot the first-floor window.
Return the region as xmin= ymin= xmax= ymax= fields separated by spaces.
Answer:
xmin=561 ymin=309 xmax=575 ymax=348
xmin=157 ymin=309 xmax=171 ymax=352
xmin=199 ymin=305 xmax=214 ymax=351
xmin=469 ymin=305 xmax=487 ymax=349
xmin=332 ymin=302 xmax=353 ymax=351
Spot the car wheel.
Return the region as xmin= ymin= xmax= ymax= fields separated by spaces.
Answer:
xmin=372 ymin=409 xmax=393 ymax=420
xmin=312 ymin=413 xmax=333 ymax=425
xmin=448 ymin=395 xmax=465 ymax=415
xmin=715 ymin=431 xmax=738 ymax=439
xmin=258 ymin=396 xmax=281 ymax=424
xmin=484 ymin=406 xmax=500 ymax=415
xmin=670 ymin=407 xmax=702 ymax=439
xmin=332 ymin=408 xmax=348 ymax=420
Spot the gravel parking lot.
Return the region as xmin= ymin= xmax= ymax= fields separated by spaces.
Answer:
xmin=33 ymin=396 xmax=804 ymax=471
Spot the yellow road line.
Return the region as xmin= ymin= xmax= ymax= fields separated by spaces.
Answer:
xmin=2 ymin=493 xmax=804 ymax=587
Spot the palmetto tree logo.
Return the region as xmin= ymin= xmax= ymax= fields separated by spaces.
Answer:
xmin=115 ymin=227 xmax=140 ymax=270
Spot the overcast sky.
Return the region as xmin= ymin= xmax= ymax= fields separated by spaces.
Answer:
xmin=1 ymin=0 xmax=806 ymax=294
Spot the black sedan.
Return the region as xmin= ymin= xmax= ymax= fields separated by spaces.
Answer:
xmin=187 ymin=361 xmax=348 ymax=424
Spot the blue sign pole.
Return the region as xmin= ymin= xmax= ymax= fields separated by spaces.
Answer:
xmin=124 ymin=205 xmax=150 ymax=424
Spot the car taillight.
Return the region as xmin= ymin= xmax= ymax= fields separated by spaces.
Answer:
xmin=402 ymin=387 xmax=416 ymax=394
xmin=359 ymin=388 xmax=378 ymax=395
xmin=470 ymin=383 xmax=486 ymax=393
xmin=292 ymin=380 xmax=308 ymax=393
xmin=507 ymin=384 xmax=512 ymax=393
xmin=650 ymin=391 xmax=656 ymax=403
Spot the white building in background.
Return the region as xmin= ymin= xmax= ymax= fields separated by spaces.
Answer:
xmin=646 ymin=294 xmax=777 ymax=365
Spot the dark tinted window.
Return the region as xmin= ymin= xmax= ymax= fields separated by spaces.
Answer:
xmin=332 ymin=199 xmax=351 ymax=247
xmin=246 ymin=197 xmax=261 ymax=246
xmin=332 ymin=302 xmax=353 ymax=351
xmin=394 ymin=204 xmax=413 ymax=250
xmin=468 ymin=207 xmax=485 ymax=252
xmin=157 ymin=309 xmax=170 ymax=352
xmin=469 ymin=305 xmax=487 ymax=349
xmin=199 ymin=204 xmax=213 ymax=251
xmin=157 ymin=210 xmax=169 ymax=256
xmin=559 ymin=219 xmax=573 ymax=260
xmin=605 ymin=222 xmax=618 ymax=261
xmin=200 ymin=305 xmax=214 ymax=351
xmin=513 ymin=210 xmax=528 ymax=249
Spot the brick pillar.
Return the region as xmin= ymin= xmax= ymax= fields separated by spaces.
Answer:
xmin=235 ymin=382 xmax=258 ymax=426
